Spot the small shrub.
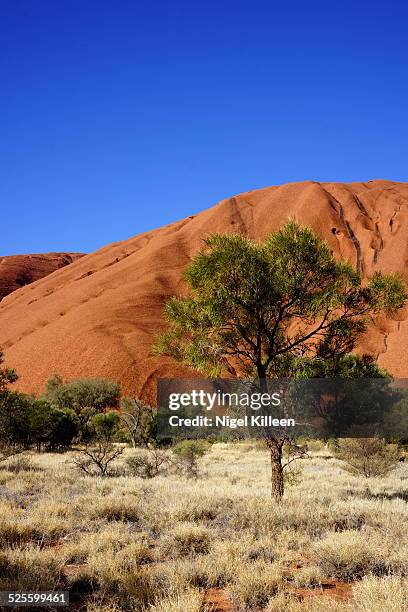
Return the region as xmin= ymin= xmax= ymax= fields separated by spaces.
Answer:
xmin=68 ymin=564 xmax=157 ymax=610
xmin=65 ymin=530 xmax=120 ymax=562
xmin=72 ymin=441 xmax=124 ymax=477
xmin=304 ymin=439 xmax=325 ymax=453
xmin=117 ymin=570 xmax=157 ymax=609
xmin=0 ymin=444 xmax=24 ymax=466
xmin=172 ymin=440 xmax=210 ymax=478
xmin=266 ymin=593 xmax=309 ymax=612
xmin=326 ymin=438 xmax=340 ymax=454
xmin=335 ymin=438 xmax=400 ymax=478
xmin=67 ymin=573 xmax=98 ymax=607
xmin=246 ymin=539 xmax=276 ymax=563
xmin=126 ymin=449 xmax=170 ymax=479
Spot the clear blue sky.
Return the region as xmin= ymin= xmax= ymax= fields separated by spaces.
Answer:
xmin=1 ymin=1 xmax=407 ymax=255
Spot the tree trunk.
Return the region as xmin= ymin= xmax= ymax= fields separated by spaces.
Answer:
xmin=256 ymin=371 xmax=285 ymax=500
xmin=269 ymin=440 xmax=284 ymax=501
xmin=131 ymin=431 xmax=137 ymax=448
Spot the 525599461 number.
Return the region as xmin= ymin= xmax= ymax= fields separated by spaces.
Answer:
xmin=0 ymin=592 xmax=69 ymax=607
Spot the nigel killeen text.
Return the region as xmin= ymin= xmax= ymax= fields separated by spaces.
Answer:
xmin=168 ymin=415 xmax=295 ymax=429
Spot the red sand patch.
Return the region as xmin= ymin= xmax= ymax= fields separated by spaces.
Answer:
xmin=295 ymin=579 xmax=354 ymax=602
xmin=202 ymin=588 xmax=233 ymax=612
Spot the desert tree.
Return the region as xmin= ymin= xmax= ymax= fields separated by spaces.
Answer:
xmin=119 ymin=396 xmax=156 ymax=448
xmin=0 ymin=350 xmax=24 ymax=461
xmin=45 ymin=375 xmax=120 ymax=438
xmin=73 ymin=412 xmax=123 ymax=477
xmin=90 ymin=411 xmax=121 ymax=443
xmin=0 ymin=350 xmax=18 ymax=392
xmin=0 ymin=391 xmax=32 ymax=448
xmin=154 ymin=221 xmax=406 ymax=500
xmin=0 ymin=353 xmax=79 ymax=453
xmin=27 ymin=399 xmax=79 ymax=451
xmin=383 ymin=389 xmax=408 ymax=443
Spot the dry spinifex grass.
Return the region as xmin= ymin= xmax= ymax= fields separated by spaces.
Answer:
xmin=0 ymin=443 xmax=406 ymax=610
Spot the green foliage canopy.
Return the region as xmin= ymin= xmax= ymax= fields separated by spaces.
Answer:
xmin=155 ymin=221 xmax=407 ymax=380
xmin=45 ymin=375 xmax=121 ymax=434
xmin=91 ymin=411 xmax=121 ymax=442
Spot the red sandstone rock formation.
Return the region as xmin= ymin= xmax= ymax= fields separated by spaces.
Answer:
xmin=1 ymin=180 xmax=407 ymax=403
xmin=0 ymin=253 xmax=84 ymax=301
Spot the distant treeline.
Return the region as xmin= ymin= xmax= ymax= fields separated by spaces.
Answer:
xmin=0 ymin=352 xmax=155 ymax=452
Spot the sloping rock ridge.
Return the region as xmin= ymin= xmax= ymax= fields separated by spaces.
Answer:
xmin=0 ymin=253 xmax=85 ymax=301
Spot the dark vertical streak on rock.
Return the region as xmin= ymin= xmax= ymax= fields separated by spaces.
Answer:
xmin=373 ymin=223 xmax=384 ymax=264
xmin=352 ymin=194 xmax=370 ymax=217
xmin=341 ymin=215 xmax=362 ymax=274
xmin=317 ymin=184 xmax=363 ymax=274
xmin=389 ymin=206 xmax=401 ymax=234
